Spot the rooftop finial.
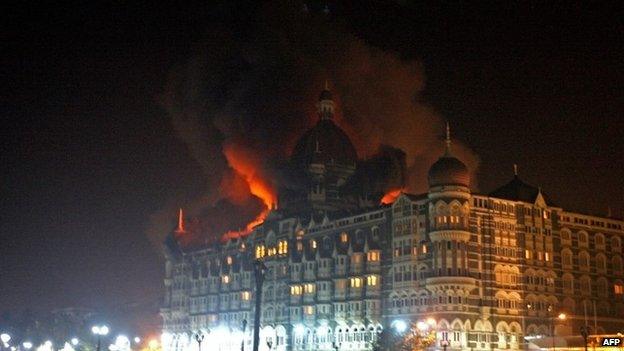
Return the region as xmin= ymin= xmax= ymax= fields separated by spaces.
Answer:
xmin=513 ymin=164 xmax=518 ymax=176
xmin=444 ymin=121 xmax=452 ymax=155
xmin=176 ymin=208 xmax=185 ymax=233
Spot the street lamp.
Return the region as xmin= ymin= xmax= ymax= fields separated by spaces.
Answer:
xmin=580 ymin=326 xmax=591 ymax=351
xmin=241 ymin=319 xmax=247 ymax=351
xmin=548 ymin=307 xmax=566 ymax=350
xmin=92 ymin=325 xmax=109 ymax=351
xmin=252 ymin=259 xmax=267 ymax=351
xmin=22 ymin=343 xmax=33 ymax=350
xmin=71 ymin=339 xmax=79 ymax=346
xmin=193 ymin=332 xmax=204 ymax=351
xmin=1 ymin=334 xmax=11 ymax=348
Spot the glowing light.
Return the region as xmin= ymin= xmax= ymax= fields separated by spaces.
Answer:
xmin=133 ymin=337 xmax=141 ymax=344
xmin=71 ymin=339 xmax=79 ymax=346
xmin=416 ymin=321 xmax=428 ymax=331
xmin=60 ymin=342 xmax=75 ymax=351
xmin=148 ymin=340 xmax=159 ymax=350
xmin=92 ymin=326 xmax=109 ymax=336
xmin=558 ymin=313 xmax=567 ymax=320
xmin=426 ymin=317 xmax=436 ymax=326
xmin=380 ymin=188 xmax=404 ymax=205
xmin=294 ymin=324 xmax=305 ymax=336
xmin=0 ymin=334 xmax=10 ymax=344
xmin=392 ymin=320 xmax=407 ymax=333
xmin=23 ymin=342 xmax=33 ymax=350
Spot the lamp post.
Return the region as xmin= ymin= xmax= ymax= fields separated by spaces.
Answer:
xmin=194 ymin=333 xmax=204 ymax=351
xmin=1 ymin=334 xmax=11 ymax=350
xmin=241 ymin=319 xmax=247 ymax=351
xmin=92 ymin=325 xmax=109 ymax=351
xmin=580 ymin=326 xmax=590 ymax=351
xmin=252 ymin=259 xmax=267 ymax=351
xmin=547 ymin=306 xmax=566 ymax=351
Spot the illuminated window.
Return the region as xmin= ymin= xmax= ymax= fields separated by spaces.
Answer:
xmin=350 ymin=277 xmax=362 ymax=288
xmin=615 ymin=284 xmax=624 ymax=295
xmin=290 ymin=285 xmax=302 ymax=295
xmin=421 ymin=244 xmax=427 ymax=254
xmin=255 ymin=245 xmax=266 ymax=259
xmin=367 ymin=275 xmax=378 ymax=286
xmin=304 ymin=306 xmax=314 ymax=315
xmin=311 ymin=240 xmax=317 ymax=249
xmin=367 ymin=251 xmax=380 ymax=262
xmin=525 ymin=250 xmax=531 ymax=259
xmin=278 ymin=240 xmax=288 ymax=255
xmin=241 ymin=291 xmax=251 ymax=300
xmin=340 ymin=232 xmax=348 ymax=243
xmin=304 ymin=283 xmax=315 ymax=294
xmin=226 ymin=256 xmax=233 ymax=265
xmin=222 ymin=275 xmax=230 ymax=284
xmin=544 ymin=252 xmax=550 ymax=262
xmin=296 ymin=241 xmax=303 ymax=251
xmin=268 ymin=247 xmax=277 ymax=256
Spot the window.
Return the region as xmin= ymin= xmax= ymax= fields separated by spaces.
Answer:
xmin=544 ymin=252 xmax=551 ymax=262
xmin=304 ymin=283 xmax=315 ymax=294
xmin=290 ymin=285 xmax=302 ymax=295
xmin=241 ymin=291 xmax=250 ymax=300
xmin=222 ymin=275 xmax=230 ymax=284
xmin=255 ymin=244 xmax=266 ymax=258
xmin=278 ymin=240 xmax=288 ymax=255
xmin=310 ymin=240 xmax=317 ymax=249
xmin=340 ymin=232 xmax=348 ymax=243
xmin=367 ymin=275 xmax=378 ymax=286
xmin=350 ymin=277 xmax=362 ymax=288
xmin=562 ymin=250 xmax=572 ymax=266
xmin=304 ymin=306 xmax=314 ymax=315
xmin=367 ymin=251 xmax=380 ymax=262
xmin=226 ymin=256 xmax=233 ymax=265
xmin=615 ymin=284 xmax=624 ymax=295
xmin=525 ymin=250 xmax=531 ymax=259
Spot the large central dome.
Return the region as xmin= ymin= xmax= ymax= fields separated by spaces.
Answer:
xmin=290 ymin=85 xmax=357 ymax=167
xmin=291 ymin=119 xmax=358 ymax=167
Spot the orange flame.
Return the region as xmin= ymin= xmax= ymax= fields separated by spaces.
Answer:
xmin=380 ymin=188 xmax=404 ymax=205
xmin=222 ymin=143 xmax=277 ymax=241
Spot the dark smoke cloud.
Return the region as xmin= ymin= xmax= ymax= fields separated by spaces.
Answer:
xmin=147 ymin=1 xmax=479 ymax=249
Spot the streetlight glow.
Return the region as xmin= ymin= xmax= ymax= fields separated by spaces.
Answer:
xmin=0 ymin=334 xmax=11 ymax=344
xmin=558 ymin=313 xmax=567 ymax=320
xmin=23 ymin=342 xmax=33 ymax=350
xmin=148 ymin=340 xmax=159 ymax=350
xmin=71 ymin=339 xmax=79 ymax=346
xmin=393 ymin=320 xmax=408 ymax=333
xmin=133 ymin=338 xmax=140 ymax=344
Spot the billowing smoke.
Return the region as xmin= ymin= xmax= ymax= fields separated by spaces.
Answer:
xmin=147 ymin=1 xmax=479 ymax=249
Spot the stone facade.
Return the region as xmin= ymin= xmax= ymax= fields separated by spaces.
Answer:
xmin=160 ymin=88 xmax=624 ymax=351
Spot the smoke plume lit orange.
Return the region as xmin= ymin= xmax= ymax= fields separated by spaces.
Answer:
xmin=222 ymin=143 xmax=277 ymax=241
xmin=380 ymin=188 xmax=404 ymax=205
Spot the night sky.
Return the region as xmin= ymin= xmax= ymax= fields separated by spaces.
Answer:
xmin=2 ymin=1 xmax=623 ymax=331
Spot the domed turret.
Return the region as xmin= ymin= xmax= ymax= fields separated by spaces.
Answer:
xmin=428 ymin=123 xmax=470 ymax=188
xmin=291 ymin=81 xmax=356 ymax=167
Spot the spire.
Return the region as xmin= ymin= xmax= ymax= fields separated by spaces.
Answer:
xmin=444 ymin=121 xmax=452 ymax=156
xmin=176 ymin=208 xmax=185 ymax=233
xmin=317 ymin=81 xmax=334 ymax=120
xmin=513 ymin=164 xmax=518 ymax=177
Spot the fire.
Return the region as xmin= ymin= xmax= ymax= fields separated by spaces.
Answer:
xmin=221 ymin=143 xmax=277 ymax=240
xmin=380 ymin=188 xmax=404 ymax=205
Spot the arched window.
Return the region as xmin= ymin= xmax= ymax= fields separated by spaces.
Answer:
xmin=578 ymin=251 xmax=590 ymax=270
xmin=562 ymin=273 xmax=574 ymax=293
xmin=578 ymin=231 xmax=588 ymax=247
xmin=612 ymin=236 xmax=622 ymax=251
xmin=612 ymin=256 xmax=623 ymax=273
xmin=596 ymin=254 xmax=607 ymax=272
xmin=561 ymin=249 xmax=573 ymax=267
xmin=597 ymin=278 xmax=609 ymax=297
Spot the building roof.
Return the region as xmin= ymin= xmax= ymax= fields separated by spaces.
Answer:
xmin=291 ymin=119 xmax=357 ymax=167
xmin=489 ymin=175 xmax=556 ymax=206
xmin=428 ymin=155 xmax=470 ymax=187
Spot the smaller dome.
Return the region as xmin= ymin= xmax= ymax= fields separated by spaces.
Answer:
xmin=428 ymin=155 xmax=470 ymax=187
